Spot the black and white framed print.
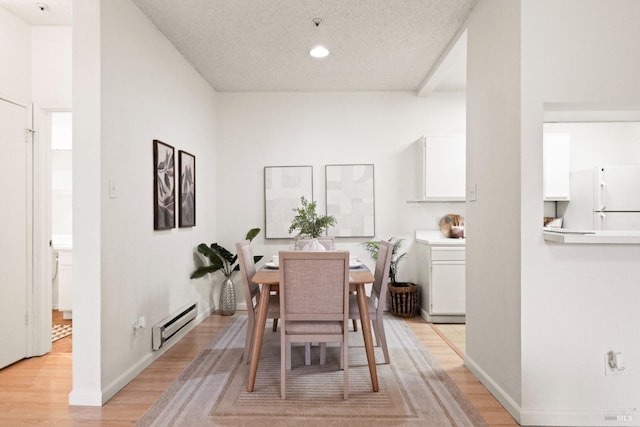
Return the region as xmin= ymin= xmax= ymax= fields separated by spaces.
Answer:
xmin=153 ymin=139 xmax=175 ymax=230
xmin=178 ymin=150 xmax=196 ymax=227
xmin=325 ymin=164 xmax=375 ymax=237
xmin=264 ymin=165 xmax=313 ymax=239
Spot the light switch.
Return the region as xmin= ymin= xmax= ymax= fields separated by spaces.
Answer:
xmin=109 ymin=179 xmax=117 ymax=199
xmin=468 ymin=184 xmax=477 ymax=202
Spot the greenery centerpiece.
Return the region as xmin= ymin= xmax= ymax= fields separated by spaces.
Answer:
xmin=288 ymin=196 xmax=336 ymax=238
xmin=190 ymin=227 xmax=261 ymax=315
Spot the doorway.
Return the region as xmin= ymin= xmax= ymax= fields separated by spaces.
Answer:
xmin=49 ymin=111 xmax=73 ymax=346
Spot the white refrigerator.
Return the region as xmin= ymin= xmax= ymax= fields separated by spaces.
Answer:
xmin=591 ymin=165 xmax=640 ymax=230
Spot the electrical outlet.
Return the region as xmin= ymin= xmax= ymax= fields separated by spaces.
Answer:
xmin=605 ymin=351 xmax=625 ymax=375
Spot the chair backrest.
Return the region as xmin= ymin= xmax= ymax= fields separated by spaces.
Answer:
xmin=372 ymin=240 xmax=393 ymax=311
xmin=294 ymin=237 xmax=335 ymax=251
xmin=236 ymin=240 xmax=259 ymax=319
xmin=278 ymin=251 xmax=349 ymax=323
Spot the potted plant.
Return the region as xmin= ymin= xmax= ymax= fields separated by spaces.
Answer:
xmin=288 ymin=196 xmax=336 ymax=249
xmin=361 ymin=237 xmax=407 ymax=284
xmin=361 ymin=237 xmax=418 ymax=317
xmin=190 ymin=227 xmax=261 ymax=315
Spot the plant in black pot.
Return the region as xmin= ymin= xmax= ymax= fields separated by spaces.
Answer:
xmin=361 ymin=237 xmax=418 ymax=317
xmin=190 ymin=227 xmax=261 ymax=315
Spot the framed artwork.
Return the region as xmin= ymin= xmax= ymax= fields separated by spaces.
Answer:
xmin=178 ymin=150 xmax=196 ymax=227
xmin=264 ymin=166 xmax=313 ymax=239
xmin=325 ymin=164 xmax=375 ymax=237
xmin=153 ymin=139 xmax=175 ymax=230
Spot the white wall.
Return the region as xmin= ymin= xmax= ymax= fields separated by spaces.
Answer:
xmin=545 ymin=122 xmax=640 ymax=172
xmin=520 ymin=1 xmax=640 ymax=425
xmin=0 ymin=7 xmax=30 ymax=103
xmin=465 ymin=0 xmax=523 ymax=415
xmin=467 ymin=1 xmax=640 ymax=425
xmin=71 ymin=0 xmax=218 ymax=405
xmin=216 ymin=91 xmax=466 ymax=307
xmin=32 ymin=26 xmax=72 ymax=107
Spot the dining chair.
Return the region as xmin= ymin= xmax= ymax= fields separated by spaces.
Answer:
xmin=279 ymin=251 xmax=350 ymax=399
xmin=349 ymin=240 xmax=393 ymax=364
xmin=293 ymin=236 xmax=349 ymax=347
xmin=237 ymin=240 xmax=280 ymax=364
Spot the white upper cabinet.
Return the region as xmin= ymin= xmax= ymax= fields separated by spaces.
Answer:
xmin=416 ymin=135 xmax=466 ymax=201
xmin=543 ymin=133 xmax=571 ymax=201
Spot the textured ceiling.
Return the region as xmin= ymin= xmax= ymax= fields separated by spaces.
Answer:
xmin=0 ymin=0 xmax=475 ymax=92
xmin=0 ymin=0 xmax=71 ymax=25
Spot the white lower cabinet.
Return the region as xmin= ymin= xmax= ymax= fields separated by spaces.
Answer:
xmin=417 ymin=243 xmax=465 ymax=323
xmin=57 ymin=249 xmax=73 ymax=320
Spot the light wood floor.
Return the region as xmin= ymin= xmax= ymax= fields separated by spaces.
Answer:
xmin=0 ymin=313 xmax=518 ymax=426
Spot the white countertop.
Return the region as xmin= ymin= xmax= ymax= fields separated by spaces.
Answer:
xmin=52 ymin=234 xmax=72 ymax=251
xmin=415 ymin=230 xmax=466 ymax=246
xmin=543 ymin=228 xmax=640 ymax=245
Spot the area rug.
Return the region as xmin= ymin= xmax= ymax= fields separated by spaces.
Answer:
xmin=52 ymin=324 xmax=72 ymax=342
xmin=135 ymin=314 xmax=486 ymax=426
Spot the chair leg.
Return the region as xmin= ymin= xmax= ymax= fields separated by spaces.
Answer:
xmin=343 ymin=340 xmax=349 ymax=399
xmin=375 ymin=316 xmax=390 ymax=364
xmin=272 ymin=318 xmax=278 ymax=332
xmin=320 ymin=343 xmax=327 ymax=365
xmin=281 ymin=334 xmax=286 ymax=399
xmin=286 ymin=342 xmax=292 ymax=370
xmin=352 ymin=319 xmax=358 ymax=331
xmin=243 ymin=323 xmax=254 ymax=364
xmin=305 ymin=342 xmax=311 ymax=365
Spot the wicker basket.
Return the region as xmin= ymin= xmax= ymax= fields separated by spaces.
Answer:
xmin=388 ymin=282 xmax=418 ymax=317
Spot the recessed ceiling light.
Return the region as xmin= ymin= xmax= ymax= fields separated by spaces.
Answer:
xmin=310 ymin=45 xmax=329 ymax=58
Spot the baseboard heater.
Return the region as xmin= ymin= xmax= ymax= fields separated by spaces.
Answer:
xmin=152 ymin=302 xmax=197 ymax=351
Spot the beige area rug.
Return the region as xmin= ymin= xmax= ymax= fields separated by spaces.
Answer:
xmin=52 ymin=324 xmax=72 ymax=342
xmin=136 ymin=314 xmax=486 ymax=426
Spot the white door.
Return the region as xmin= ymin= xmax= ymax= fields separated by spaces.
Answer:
xmin=0 ymin=99 xmax=29 ymax=368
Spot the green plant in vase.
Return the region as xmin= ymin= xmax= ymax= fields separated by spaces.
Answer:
xmin=288 ymin=196 xmax=336 ymax=238
xmin=190 ymin=227 xmax=261 ymax=315
xmin=361 ymin=237 xmax=416 ymax=317
xmin=361 ymin=237 xmax=407 ymax=284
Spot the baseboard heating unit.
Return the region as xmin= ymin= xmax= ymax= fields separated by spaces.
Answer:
xmin=152 ymin=302 xmax=197 ymax=351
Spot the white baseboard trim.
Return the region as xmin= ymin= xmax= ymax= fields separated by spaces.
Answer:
xmin=68 ymin=389 xmax=104 ymax=406
xmin=463 ymin=353 xmax=522 ymax=424
xmin=519 ymin=408 xmax=638 ymax=426
xmin=78 ymin=309 xmax=211 ymax=406
xmin=464 ymin=355 xmax=637 ymax=426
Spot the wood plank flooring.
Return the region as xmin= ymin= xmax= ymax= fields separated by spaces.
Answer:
xmin=0 ymin=313 xmax=518 ymax=426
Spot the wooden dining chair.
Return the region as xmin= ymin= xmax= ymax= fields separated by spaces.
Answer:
xmin=348 ymin=240 xmax=393 ymax=364
xmin=279 ymin=251 xmax=350 ymax=399
xmin=236 ymin=240 xmax=280 ymax=364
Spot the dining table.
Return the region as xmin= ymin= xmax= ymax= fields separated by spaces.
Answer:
xmin=248 ymin=264 xmax=379 ymax=393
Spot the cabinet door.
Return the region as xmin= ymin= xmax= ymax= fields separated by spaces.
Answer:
xmin=543 ymin=133 xmax=571 ymax=201
xmin=419 ymin=136 xmax=465 ymax=201
xmin=58 ymin=250 xmax=73 ymax=314
xmin=430 ymin=261 xmax=465 ymax=314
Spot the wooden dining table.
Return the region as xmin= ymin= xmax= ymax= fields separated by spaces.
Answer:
xmin=248 ymin=266 xmax=379 ymax=393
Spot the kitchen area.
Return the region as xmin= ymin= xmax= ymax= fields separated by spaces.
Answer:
xmin=413 ymin=119 xmax=640 ymax=356
xmin=411 ymin=135 xmax=467 ymax=354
